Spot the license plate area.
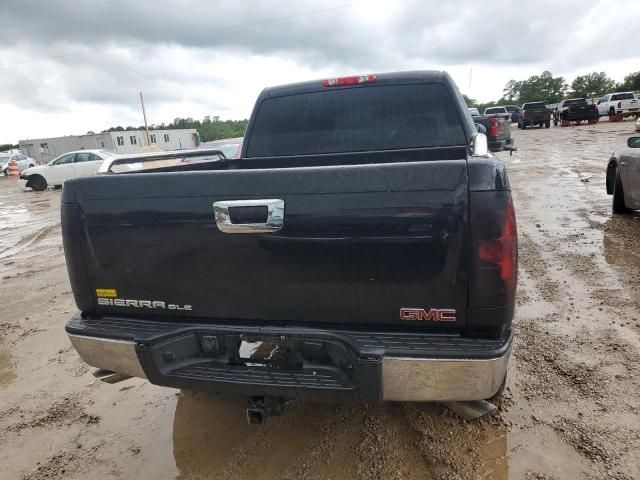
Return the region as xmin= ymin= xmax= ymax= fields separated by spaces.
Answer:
xmin=199 ymin=333 xmax=344 ymax=371
xmin=138 ymin=329 xmax=383 ymax=401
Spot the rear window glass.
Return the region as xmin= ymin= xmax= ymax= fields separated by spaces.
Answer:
xmin=523 ymin=102 xmax=546 ymax=110
xmin=564 ymin=99 xmax=587 ymax=106
xmin=611 ymin=93 xmax=634 ymax=101
xmin=485 ymin=107 xmax=506 ymax=114
xmin=246 ymin=84 xmax=467 ymax=157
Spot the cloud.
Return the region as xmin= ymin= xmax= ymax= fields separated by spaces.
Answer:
xmin=1 ymin=0 xmax=639 ymax=142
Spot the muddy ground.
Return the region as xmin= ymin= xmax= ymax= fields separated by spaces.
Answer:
xmin=1 ymin=119 xmax=639 ymax=480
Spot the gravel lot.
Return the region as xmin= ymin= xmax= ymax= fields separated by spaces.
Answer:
xmin=1 ymin=119 xmax=639 ymax=479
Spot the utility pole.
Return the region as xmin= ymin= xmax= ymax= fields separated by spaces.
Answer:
xmin=140 ymin=92 xmax=151 ymax=146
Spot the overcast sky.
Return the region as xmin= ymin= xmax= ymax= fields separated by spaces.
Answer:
xmin=1 ymin=0 xmax=639 ymax=143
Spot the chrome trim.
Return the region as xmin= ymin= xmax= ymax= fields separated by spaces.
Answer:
xmin=381 ymin=342 xmax=512 ymax=402
xmin=68 ymin=334 xmax=147 ymax=379
xmin=213 ymin=199 xmax=284 ymax=233
xmin=471 ymin=132 xmax=489 ymax=157
xmin=98 ymin=147 xmax=226 ymax=174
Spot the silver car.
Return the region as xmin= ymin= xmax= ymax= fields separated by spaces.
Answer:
xmin=606 ymin=136 xmax=640 ymax=213
xmin=1 ymin=153 xmax=36 ymax=175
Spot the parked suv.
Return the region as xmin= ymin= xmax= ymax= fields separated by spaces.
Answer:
xmin=504 ymin=105 xmax=521 ymax=123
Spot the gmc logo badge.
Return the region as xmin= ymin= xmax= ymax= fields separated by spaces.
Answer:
xmin=400 ymin=308 xmax=457 ymax=322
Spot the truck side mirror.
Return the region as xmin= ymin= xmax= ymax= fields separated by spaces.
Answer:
xmin=627 ymin=137 xmax=640 ymax=148
xmin=471 ymin=132 xmax=488 ymax=156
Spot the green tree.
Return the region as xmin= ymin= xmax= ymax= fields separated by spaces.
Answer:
xmin=617 ymin=71 xmax=640 ymax=92
xmin=570 ymin=72 xmax=616 ymax=98
xmin=461 ymin=94 xmax=477 ymax=107
xmin=502 ymin=80 xmax=521 ymax=102
xmin=502 ymin=71 xmax=567 ymax=104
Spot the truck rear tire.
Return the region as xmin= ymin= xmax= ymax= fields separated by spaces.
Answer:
xmin=545 ymin=120 xmax=550 ymax=128
xmin=613 ymin=168 xmax=631 ymax=214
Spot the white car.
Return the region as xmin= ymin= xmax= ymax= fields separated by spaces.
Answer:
xmin=19 ymin=149 xmax=115 ymax=191
xmin=1 ymin=153 xmax=36 ymax=175
xmin=636 ymin=116 xmax=640 ymax=132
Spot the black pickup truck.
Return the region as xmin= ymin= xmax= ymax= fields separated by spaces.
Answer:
xmin=63 ymin=71 xmax=517 ymax=422
xmin=518 ymin=102 xmax=551 ymax=129
xmin=553 ymin=98 xmax=599 ymax=126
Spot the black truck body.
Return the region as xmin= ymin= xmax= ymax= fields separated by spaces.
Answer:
xmin=63 ymin=71 xmax=517 ymax=409
xmin=553 ymin=98 xmax=599 ymax=126
xmin=518 ymin=102 xmax=551 ymax=129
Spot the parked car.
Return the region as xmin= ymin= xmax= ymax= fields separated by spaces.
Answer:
xmin=19 ymin=149 xmax=114 ymax=191
xmin=596 ymin=92 xmax=639 ymax=117
xmin=606 ymin=136 xmax=640 ymax=213
xmin=518 ymin=102 xmax=550 ymax=129
xmin=63 ymin=71 xmax=517 ymax=423
xmin=468 ymin=107 xmax=480 ymax=116
xmin=503 ymin=105 xmax=521 ymax=123
xmin=636 ymin=116 xmax=640 ymax=132
xmin=553 ymin=98 xmax=599 ymax=126
xmin=484 ymin=106 xmax=508 ymax=115
xmin=197 ymin=137 xmax=243 ymax=159
xmin=0 ymin=153 xmax=36 ymax=175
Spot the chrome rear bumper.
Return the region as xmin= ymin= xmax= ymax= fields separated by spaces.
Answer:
xmin=382 ymin=345 xmax=511 ymax=401
xmin=68 ymin=329 xmax=511 ymax=402
xmin=68 ymin=334 xmax=147 ymax=379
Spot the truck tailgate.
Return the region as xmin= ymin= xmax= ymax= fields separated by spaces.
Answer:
xmin=64 ymin=156 xmax=469 ymax=329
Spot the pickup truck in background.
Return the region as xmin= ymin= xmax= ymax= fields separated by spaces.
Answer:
xmin=518 ymin=102 xmax=551 ymax=129
xmin=597 ymin=92 xmax=639 ymax=117
xmin=553 ymin=98 xmax=599 ymax=126
xmin=472 ymin=111 xmax=516 ymax=153
xmin=63 ymin=71 xmax=517 ymax=423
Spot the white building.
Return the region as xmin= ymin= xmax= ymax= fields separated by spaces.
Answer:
xmin=19 ymin=129 xmax=199 ymax=164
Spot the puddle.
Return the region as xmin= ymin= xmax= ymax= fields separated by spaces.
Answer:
xmin=0 ymin=342 xmax=16 ymax=386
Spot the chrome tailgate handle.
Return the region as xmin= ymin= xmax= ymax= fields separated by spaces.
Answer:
xmin=213 ymin=199 xmax=284 ymax=233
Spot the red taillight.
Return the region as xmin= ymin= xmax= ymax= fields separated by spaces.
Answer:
xmin=322 ymin=74 xmax=376 ymax=87
xmin=489 ymin=117 xmax=498 ymax=137
xmin=478 ymin=198 xmax=517 ymax=283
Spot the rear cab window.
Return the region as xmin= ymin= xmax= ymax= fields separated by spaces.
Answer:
xmin=523 ymin=102 xmax=546 ymax=110
xmin=611 ymin=93 xmax=635 ymax=101
xmin=246 ymin=83 xmax=467 ymax=158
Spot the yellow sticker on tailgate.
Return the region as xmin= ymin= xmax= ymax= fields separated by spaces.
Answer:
xmin=96 ymin=288 xmax=117 ymax=298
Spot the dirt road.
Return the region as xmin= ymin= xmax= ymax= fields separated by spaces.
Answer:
xmin=1 ymin=120 xmax=639 ymax=479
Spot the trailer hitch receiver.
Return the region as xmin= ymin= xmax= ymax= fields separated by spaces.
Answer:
xmin=246 ymin=396 xmax=285 ymax=425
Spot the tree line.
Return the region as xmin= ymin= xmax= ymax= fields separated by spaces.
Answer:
xmin=466 ymin=70 xmax=640 ymax=113
xmin=103 ymin=116 xmax=248 ymax=142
